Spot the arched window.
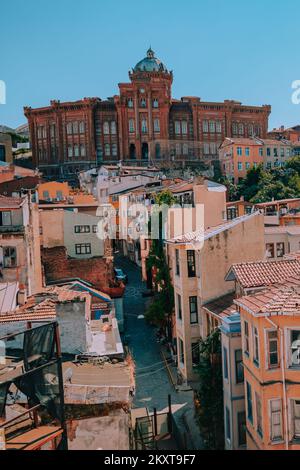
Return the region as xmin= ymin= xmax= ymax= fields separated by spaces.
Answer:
xmin=141 ymin=119 xmax=148 ymax=133
xmin=73 ymin=122 xmax=78 ymax=134
xmin=153 ymin=99 xmax=159 ymax=108
xmin=232 ymin=122 xmax=238 ymax=135
xmin=79 ymin=121 xmax=85 ymax=134
xmin=182 ymin=121 xmax=188 ymax=135
xmin=238 ymin=123 xmax=244 ymax=135
xmin=103 ymin=122 xmax=110 ymax=135
xmin=111 ymin=121 xmax=116 ymax=134
xmin=128 ymin=98 xmax=134 ymax=108
xmin=68 ymin=146 xmax=73 ymax=158
xmin=67 ymin=123 xmax=73 ymax=135
xmin=154 ymin=119 xmax=160 ymax=133
xmin=104 ymin=144 xmax=111 ymax=156
xmin=140 ymin=98 xmax=147 ymax=108
xmin=248 ymin=124 xmax=254 ymax=136
xmin=129 ymin=119 xmax=135 ymax=133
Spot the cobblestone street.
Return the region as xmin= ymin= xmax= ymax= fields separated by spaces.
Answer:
xmin=115 ymin=256 xmax=203 ymax=449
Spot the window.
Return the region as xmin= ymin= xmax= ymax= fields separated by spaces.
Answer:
xmin=274 ymin=148 xmax=278 ymax=157
xmin=103 ymin=122 xmax=110 ymax=135
xmin=141 ymin=119 xmax=147 ymax=133
xmin=259 ymin=147 xmax=263 ymax=157
xmin=210 ymin=143 xmax=216 ymax=155
xmin=253 ymin=326 xmax=259 ymax=366
xmin=129 ymin=119 xmax=135 ymax=133
xmin=238 ymin=162 xmax=243 ymax=171
xmin=182 ymin=143 xmax=189 ymax=155
xmin=225 ymin=407 xmax=231 ymax=442
xmin=0 ymin=211 xmax=12 ymax=226
xmin=216 ymin=121 xmax=222 ymax=133
xmin=56 ymin=191 xmax=63 ymax=201
xmin=140 ymin=98 xmax=146 ymax=108
xmin=74 ymin=225 xmax=90 ymax=234
xmin=256 ymin=393 xmax=263 ymax=437
xmin=192 ymin=342 xmax=200 ymax=366
xmin=3 ymin=247 xmax=17 ymax=268
xmin=112 ymin=144 xmax=118 ymax=156
xmin=209 ymin=121 xmax=215 ymax=133
xmin=43 ymin=190 xmax=50 ymax=200
xmin=93 ymin=225 xmax=98 ymax=233
xmin=153 ymin=118 xmax=160 ymax=133
xmin=237 ymin=147 xmax=242 ymax=156
xmin=189 ymin=296 xmax=198 ymax=324
xmin=155 ymin=143 xmax=161 ymax=159
xmin=223 ymin=347 xmax=229 ymax=380
xmin=276 ymin=242 xmax=285 ymax=258
xmin=74 ymin=145 xmax=79 ymax=157
xmin=68 ymin=146 xmax=73 ymax=158
xmin=177 ymin=294 xmax=182 ymax=320
xmin=79 ymin=121 xmax=85 ymax=134
xmin=235 ymin=349 xmax=244 ymax=383
xmin=245 ymin=147 xmax=250 ymax=156
xmin=75 ymin=243 xmax=91 ymax=255
xmin=232 ymin=122 xmax=238 ymax=134
xmin=248 ymin=124 xmax=254 ymax=136
xmin=104 ymin=144 xmax=111 ymax=156
xmin=238 ymin=123 xmax=244 ymax=135
xmin=181 ymin=121 xmax=188 ymax=135
xmin=127 ymin=98 xmax=134 ymax=108
xmin=178 ymin=338 xmax=184 ymax=365
xmin=80 ymin=144 xmax=86 ymax=157
xmin=270 ymin=399 xmax=283 ymax=441
xmin=238 ymin=412 xmax=246 ymax=447
xmin=244 ymin=321 xmax=250 ymax=355
xmin=290 ymin=330 xmax=300 ymax=367
xmin=203 ymin=143 xmax=210 ymax=155
xmin=267 ymin=147 xmax=271 ymax=157
xmin=280 ymin=148 xmax=285 ymax=158
xmin=187 ymin=250 xmax=196 ymax=277
xmin=266 ymin=243 xmax=275 ymax=259
xmin=202 ymin=120 xmax=209 ymax=133
xmin=111 ymin=121 xmax=116 ymax=134
xmin=175 ymin=249 xmax=180 ymax=276
xmin=153 ymin=98 xmax=159 ymax=108
xmin=292 ymin=400 xmax=300 ymax=439
xmin=267 ymin=330 xmax=279 ymax=368
xmin=227 ymin=207 xmax=237 ymax=220
xmin=245 ymin=162 xmax=250 ymax=170
xmin=175 ymin=121 xmax=181 ymax=135
xmin=246 ymin=382 xmax=253 ymax=424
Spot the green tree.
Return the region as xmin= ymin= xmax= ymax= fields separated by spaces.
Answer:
xmin=195 ymin=329 xmax=224 ymax=450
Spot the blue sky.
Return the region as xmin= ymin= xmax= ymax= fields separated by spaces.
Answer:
xmin=1 ymin=0 xmax=300 ymax=129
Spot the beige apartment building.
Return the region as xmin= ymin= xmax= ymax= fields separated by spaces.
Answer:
xmin=167 ymin=211 xmax=265 ymax=382
xmin=0 ymin=194 xmax=42 ymax=296
xmin=40 ymin=209 xmax=104 ymax=259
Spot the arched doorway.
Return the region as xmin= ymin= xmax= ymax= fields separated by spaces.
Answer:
xmin=129 ymin=144 xmax=136 ymax=159
xmin=142 ymin=142 xmax=149 ymax=160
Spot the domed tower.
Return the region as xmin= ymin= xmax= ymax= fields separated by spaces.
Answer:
xmin=116 ymin=48 xmax=173 ymax=163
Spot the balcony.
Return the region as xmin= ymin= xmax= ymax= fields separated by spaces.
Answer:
xmin=0 ymin=225 xmax=25 ymax=234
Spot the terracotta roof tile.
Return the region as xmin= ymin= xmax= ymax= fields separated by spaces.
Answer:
xmin=227 ymin=259 xmax=300 ymax=288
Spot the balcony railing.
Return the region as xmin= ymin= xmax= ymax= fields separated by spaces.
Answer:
xmin=0 ymin=225 xmax=25 ymax=234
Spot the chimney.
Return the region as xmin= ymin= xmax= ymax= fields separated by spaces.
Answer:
xmin=194 ymin=176 xmax=205 ymax=186
xmin=281 ymin=125 xmax=285 ymax=131
xmin=17 ymin=289 xmax=27 ymax=306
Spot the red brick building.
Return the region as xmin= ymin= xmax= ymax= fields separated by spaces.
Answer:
xmin=24 ymin=48 xmax=271 ymax=180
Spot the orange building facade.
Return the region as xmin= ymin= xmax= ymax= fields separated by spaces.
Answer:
xmin=24 ymin=49 xmax=270 ymax=181
xmin=236 ymin=279 xmax=300 ymax=450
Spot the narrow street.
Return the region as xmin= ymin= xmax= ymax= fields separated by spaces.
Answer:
xmin=115 ymin=256 xmax=203 ymax=449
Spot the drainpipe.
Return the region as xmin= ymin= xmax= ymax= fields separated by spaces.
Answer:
xmin=265 ymin=315 xmax=289 ymax=450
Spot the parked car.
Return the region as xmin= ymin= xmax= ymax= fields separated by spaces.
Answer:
xmin=114 ymin=268 xmax=128 ymax=284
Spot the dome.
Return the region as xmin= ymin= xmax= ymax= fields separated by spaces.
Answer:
xmin=133 ymin=48 xmax=168 ymax=73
